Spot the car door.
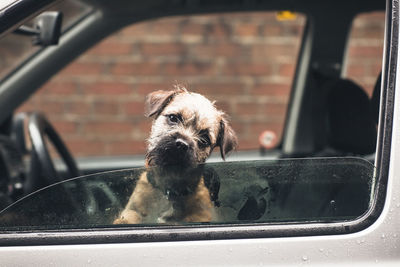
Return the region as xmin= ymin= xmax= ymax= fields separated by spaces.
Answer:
xmin=0 ymin=0 xmax=398 ymax=266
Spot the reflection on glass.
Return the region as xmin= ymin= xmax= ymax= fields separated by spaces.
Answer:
xmin=0 ymin=157 xmax=374 ymax=230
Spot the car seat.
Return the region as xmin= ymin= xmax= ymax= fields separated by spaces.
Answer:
xmin=316 ymin=78 xmax=377 ymax=156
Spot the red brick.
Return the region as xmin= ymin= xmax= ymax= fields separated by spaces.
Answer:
xmin=192 ymin=44 xmax=241 ymax=58
xmin=181 ymin=23 xmax=204 ymax=36
xmin=214 ymin=101 xmax=232 ymax=114
xmin=151 ymin=20 xmax=180 ymax=35
xmin=67 ymin=139 xmax=105 ymax=156
xmin=348 ymin=46 xmax=383 ymax=57
xmin=17 ymin=101 xmax=37 ymax=113
xmin=230 ymin=121 xmax=246 ymax=135
xmin=65 ymin=101 xmax=92 ymax=115
xmin=261 ymin=25 xmax=282 ymax=36
xmin=278 ymin=64 xmax=296 ymax=77
xmin=61 ymin=62 xmax=103 ymax=75
xmin=84 ymin=121 xmax=133 ymax=134
xmin=138 ymin=120 xmax=152 ymax=133
xmin=252 ymin=44 xmax=299 ymax=59
xmin=222 ymin=63 xmax=271 ymax=76
xmin=84 ymin=82 xmax=132 ymax=95
xmin=260 ymin=103 xmax=287 ymax=116
xmin=120 ymin=24 xmax=150 ymax=36
xmin=205 ymin=23 xmax=231 ymax=38
xmin=136 ymin=83 xmax=168 ymax=95
xmin=52 ymin=121 xmax=77 ymax=134
xmin=107 ymin=140 xmax=147 ymax=155
xmin=163 ymin=62 xmax=217 ymax=75
xmin=111 ymin=62 xmax=159 ymax=75
xmin=234 ymin=139 xmax=258 ymax=150
xmin=234 ymin=24 xmax=259 ymax=36
xmin=88 ymin=40 xmax=132 ymax=55
xmin=93 ymin=100 xmax=119 ymax=115
xmin=345 ymin=64 xmax=368 ymax=77
xmin=141 ymin=43 xmax=184 ymax=55
xmin=236 ymin=102 xmax=260 ymax=115
xmin=37 ymin=100 xmax=64 ymax=114
xmin=194 ymin=83 xmax=245 ymax=95
xmin=40 ymin=81 xmax=77 ymax=95
xmin=250 ymin=122 xmax=283 ymax=135
xmin=123 ymin=101 xmax=145 ymax=115
xmin=251 ymin=83 xmax=291 ymax=96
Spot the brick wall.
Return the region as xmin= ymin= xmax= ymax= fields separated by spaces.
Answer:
xmin=15 ymin=11 xmax=384 ymax=157
xmin=345 ymin=12 xmax=385 ymax=95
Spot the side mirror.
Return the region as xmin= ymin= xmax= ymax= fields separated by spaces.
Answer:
xmin=14 ymin=11 xmax=63 ymax=46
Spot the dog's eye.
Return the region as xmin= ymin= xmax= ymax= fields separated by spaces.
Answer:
xmin=198 ymin=134 xmax=211 ymax=148
xmin=166 ymin=114 xmax=181 ymax=124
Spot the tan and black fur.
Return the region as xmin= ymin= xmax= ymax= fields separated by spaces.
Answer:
xmin=114 ymin=86 xmax=237 ymax=224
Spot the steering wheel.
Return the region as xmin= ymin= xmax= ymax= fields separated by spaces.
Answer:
xmin=27 ymin=112 xmax=80 ymax=189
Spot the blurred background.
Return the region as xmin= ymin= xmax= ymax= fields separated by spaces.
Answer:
xmin=2 ymin=4 xmax=384 ymax=157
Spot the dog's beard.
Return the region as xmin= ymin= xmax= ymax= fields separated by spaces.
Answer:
xmin=146 ymin=135 xmax=204 ymax=196
xmin=146 ymin=135 xmax=198 ymax=169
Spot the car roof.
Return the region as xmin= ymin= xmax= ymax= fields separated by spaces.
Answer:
xmin=0 ymin=0 xmax=386 ymax=37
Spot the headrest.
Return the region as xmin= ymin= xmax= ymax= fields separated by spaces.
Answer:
xmin=326 ymin=78 xmax=377 ymax=155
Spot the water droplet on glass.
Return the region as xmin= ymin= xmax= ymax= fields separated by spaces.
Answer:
xmin=319 ymin=248 xmax=324 ymax=252
xmin=302 ymin=256 xmax=308 ymax=261
xmin=381 ymin=234 xmax=386 ymax=239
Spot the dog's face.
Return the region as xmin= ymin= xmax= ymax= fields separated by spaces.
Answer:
xmin=145 ymin=87 xmax=237 ymax=170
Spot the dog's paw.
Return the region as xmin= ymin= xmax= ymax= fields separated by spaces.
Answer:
xmin=113 ymin=217 xmax=129 ymax=224
xmin=113 ymin=210 xmax=143 ymax=224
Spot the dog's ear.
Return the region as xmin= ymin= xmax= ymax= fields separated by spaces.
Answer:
xmin=145 ymin=90 xmax=177 ymax=118
xmin=217 ymin=116 xmax=238 ymax=160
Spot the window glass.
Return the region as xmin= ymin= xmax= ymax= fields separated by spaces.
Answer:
xmin=344 ymin=11 xmax=385 ymax=96
xmin=0 ymin=158 xmax=374 ymax=229
xmin=17 ymin=12 xmax=306 ymax=157
xmin=1 ymin=8 xmax=385 ymax=233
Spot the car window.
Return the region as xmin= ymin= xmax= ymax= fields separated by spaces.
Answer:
xmin=344 ymin=11 xmax=385 ymax=95
xmin=0 ymin=1 xmax=389 ymax=240
xmin=0 ymin=158 xmax=374 ymax=229
xmin=17 ymin=11 xmax=306 ymax=157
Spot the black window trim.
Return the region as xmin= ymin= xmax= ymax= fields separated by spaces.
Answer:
xmin=0 ymin=0 xmax=396 ymax=246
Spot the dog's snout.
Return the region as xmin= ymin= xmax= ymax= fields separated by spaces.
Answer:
xmin=175 ymin=138 xmax=189 ymax=151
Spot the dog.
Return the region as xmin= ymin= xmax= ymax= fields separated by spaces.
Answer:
xmin=114 ymin=86 xmax=237 ymax=224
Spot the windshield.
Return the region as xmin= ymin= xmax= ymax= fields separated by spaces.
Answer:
xmin=0 ymin=157 xmax=374 ymax=230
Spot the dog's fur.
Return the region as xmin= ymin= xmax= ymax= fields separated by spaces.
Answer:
xmin=114 ymin=86 xmax=237 ymax=224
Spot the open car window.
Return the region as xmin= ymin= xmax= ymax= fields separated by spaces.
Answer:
xmin=17 ymin=11 xmax=306 ymax=157
xmin=0 ymin=158 xmax=374 ymax=230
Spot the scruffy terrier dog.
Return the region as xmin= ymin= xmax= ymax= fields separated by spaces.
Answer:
xmin=114 ymin=86 xmax=237 ymax=224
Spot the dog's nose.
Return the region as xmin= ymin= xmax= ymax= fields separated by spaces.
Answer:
xmin=175 ymin=138 xmax=189 ymax=151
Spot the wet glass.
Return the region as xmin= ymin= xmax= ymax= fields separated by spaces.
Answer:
xmin=0 ymin=157 xmax=374 ymax=230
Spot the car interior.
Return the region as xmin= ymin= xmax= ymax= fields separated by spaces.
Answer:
xmin=0 ymin=0 xmax=387 ymax=229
